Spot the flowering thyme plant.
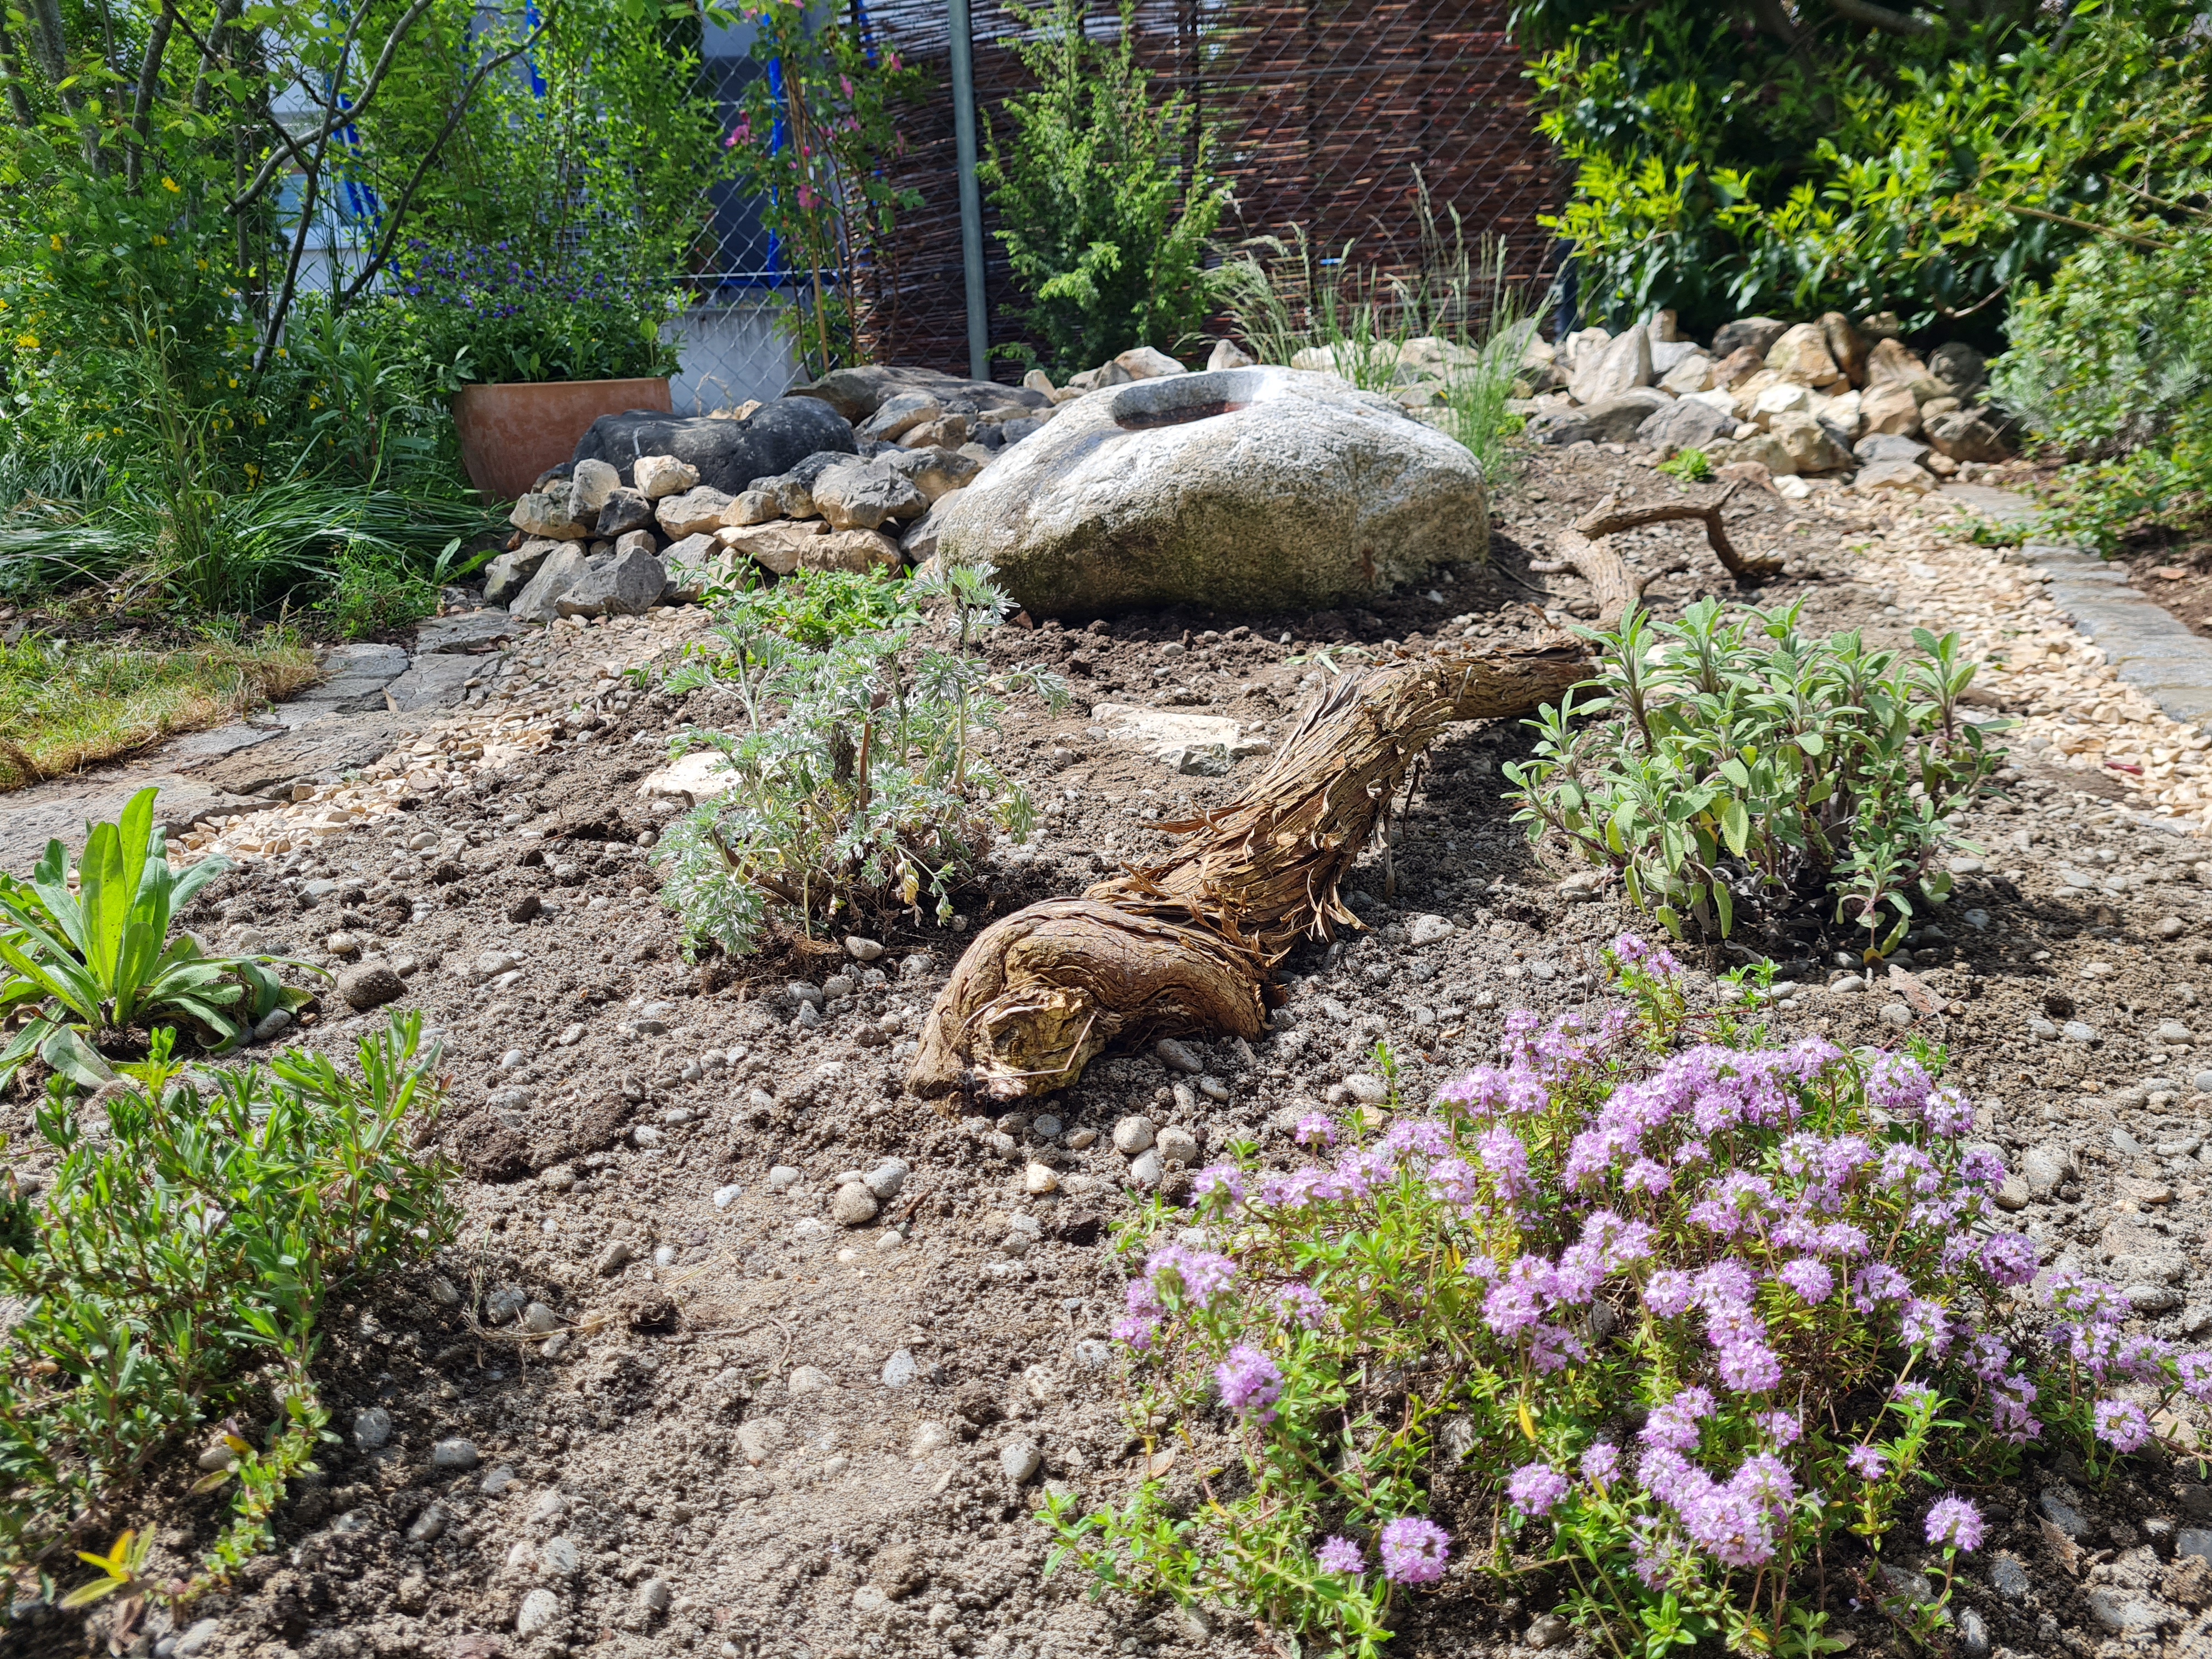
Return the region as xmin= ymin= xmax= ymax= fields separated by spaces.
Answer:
xmin=1046 ymin=940 xmax=2212 ymax=1657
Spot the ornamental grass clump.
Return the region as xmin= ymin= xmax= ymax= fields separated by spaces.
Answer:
xmin=1049 ymin=943 xmax=2212 ymax=1657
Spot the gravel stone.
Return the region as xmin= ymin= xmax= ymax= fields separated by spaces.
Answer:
xmin=1155 ymin=1038 xmax=1203 ymax=1074
xmin=2040 ymin=1491 xmax=2091 ymax=1539
xmin=595 ymin=1240 xmax=635 ymax=1277
xmin=789 ymin=1365 xmax=833 ymax=1395
xmin=2160 ymin=1021 xmax=2196 ymax=1044
xmin=1113 ymin=1115 xmax=1156 ymax=1155
xmin=353 ymin=1407 xmax=393 ymax=1449
xmin=1128 ymin=1148 xmax=1163 ymax=1188
xmin=1989 ymin=1555 xmax=2033 ymax=1599
xmin=1408 ymin=913 xmax=1455 ymax=945
xmin=882 ymin=1348 xmax=920 ymax=1387
xmin=2062 ymin=1020 xmax=2100 ymax=1044
xmin=998 ymin=1438 xmax=1042 ymax=1483
xmin=429 ymin=1437 xmax=479 ymax=1470
xmin=832 ymin=1183 xmax=879 ymax=1226
xmin=844 ymin=935 xmax=885 ymax=960
xmin=863 ymin=1159 xmax=910 ymax=1199
xmin=337 ymin=963 xmax=406 ymax=1011
xmin=637 ymin=1578 xmax=673 ymax=1615
xmin=515 ymin=1588 xmax=562 ymax=1638
xmin=1155 ymin=1126 xmax=1200 ymax=1167
xmin=1343 ymin=1073 xmax=1389 ymax=1104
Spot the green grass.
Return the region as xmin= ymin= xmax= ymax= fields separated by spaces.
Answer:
xmin=0 ymin=627 xmax=321 ymax=792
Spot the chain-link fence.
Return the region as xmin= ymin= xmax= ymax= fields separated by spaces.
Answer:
xmin=675 ymin=0 xmax=1561 ymax=394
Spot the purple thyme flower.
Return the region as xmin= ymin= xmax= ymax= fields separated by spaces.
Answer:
xmin=1214 ymin=1344 xmax=1284 ymax=1424
xmin=1581 ymin=1441 xmax=1620 ymax=1485
xmin=1925 ymin=1496 xmax=1984 ymax=1551
xmin=2093 ymin=1397 xmax=2152 ymax=1452
xmin=1317 ymin=1535 xmax=1363 ymax=1575
xmin=1846 ymin=1444 xmax=1888 ymax=1479
xmin=1147 ymin=1245 xmax=1237 ymax=1308
xmin=1378 ymin=1516 xmax=1452 ymax=1584
xmin=1778 ymin=1257 xmax=1835 ymax=1304
xmin=1294 ymin=1112 xmax=1337 ymax=1147
xmin=1509 ymin=1462 xmax=1569 ymax=1516
xmin=1275 ymin=1284 xmax=1327 ymax=1329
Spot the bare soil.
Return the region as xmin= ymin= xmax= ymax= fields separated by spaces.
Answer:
xmin=15 ymin=444 xmax=2212 ymax=1659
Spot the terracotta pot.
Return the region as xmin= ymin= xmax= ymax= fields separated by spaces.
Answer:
xmin=453 ymin=377 xmax=674 ymax=501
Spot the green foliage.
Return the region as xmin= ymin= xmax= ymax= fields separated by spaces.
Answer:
xmin=1991 ymin=228 xmax=2212 ymax=550
xmin=1502 ymin=601 xmax=2002 ymax=955
xmin=1 ymin=1015 xmax=455 ymax=1591
xmin=717 ymin=7 xmax=924 ymax=378
xmin=0 ymin=788 xmax=324 ymax=1088
xmin=1657 ymin=448 xmax=1713 ymax=483
xmin=1525 ymin=2 xmax=2211 ymax=333
xmin=1052 ymin=977 xmax=2049 ymax=1658
xmin=655 ymin=565 xmax=1066 ymax=956
xmin=981 ymin=0 xmax=1232 ymax=377
xmin=1216 ymin=185 xmax=1534 ymax=479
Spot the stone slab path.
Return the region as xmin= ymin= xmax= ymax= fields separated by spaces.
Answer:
xmin=0 ymin=610 xmax=516 ymax=873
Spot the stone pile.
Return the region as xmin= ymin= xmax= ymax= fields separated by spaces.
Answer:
xmin=1515 ymin=311 xmax=2010 ymax=500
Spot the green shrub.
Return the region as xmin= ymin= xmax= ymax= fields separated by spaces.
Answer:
xmin=655 ymin=565 xmax=1067 ymax=955
xmin=1051 ymin=962 xmax=2126 ymax=1657
xmin=1 ymin=1015 xmax=454 ymax=1596
xmin=1657 ymin=448 xmax=1712 ymax=482
xmin=0 ymin=788 xmax=323 ymax=1089
xmin=1502 ymin=601 xmax=2001 ymax=954
xmin=981 ymin=0 xmax=1232 ymax=377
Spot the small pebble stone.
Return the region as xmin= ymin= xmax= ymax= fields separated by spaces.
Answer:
xmin=1113 ymin=1115 xmax=1156 ymax=1155
xmin=515 ymin=1587 xmax=562 ymax=1638
xmin=844 ymin=935 xmax=885 ymax=960
xmin=789 ymin=1365 xmax=833 ymax=1395
xmin=480 ymin=1466 xmax=519 ymax=1496
xmin=910 ymin=1421 xmax=956 ymax=1457
xmin=407 ymin=1503 xmax=447 ymax=1543
xmin=430 ymin=1437 xmax=480 ymax=1470
xmin=768 ymin=1165 xmax=802 ymax=1190
xmin=1879 ymin=1002 xmax=1913 ymax=1029
xmin=864 ymin=1159 xmax=910 ymax=1199
xmin=353 ymin=1407 xmax=393 ymax=1449
xmin=882 ymin=1348 xmax=921 ymax=1387
xmin=595 ymin=1240 xmax=634 ymax=1277
xmin=1154 ymin=1038 xmax=1203 ymax=1074
xmin=637 ymin=1578 xmax=673 ymax=1615
xmin=1197 ymin=1076 xmax=1231 ymax=1103
xmin=1024 ymin=1161 xmax=1059 ymax=1194
xmin=713 ymin=1183 xmax=743 ymax=1208
xmin=521 ymin=1302 xmax=560 ymax=1335
xmin=1128 ymin=1148 xmax=1163 ymax=1189
xmin=2161 ymin=917 xmax=2191 ymax=941
xmin=1156 ymin=1126 xmax=1200 ymax=1167
xmin=1032 ymin=1115 xmax=1063 ymax=1138
xmin=1989 ymin=1555 xmax=2033 ymax=1600
xmin=2160 ymin=1021 xmax=2196 ymax=1044
xmin=998 ymin=1438 xmax=1042 ymax=1483
xmin=832 ymin=1183 xmax=879 ymax=1226
xmin=2062 ymin=1020 xmax=2099 ymax=1044
xmin=1342 ymin=1073 xmax=1389 ymax=1104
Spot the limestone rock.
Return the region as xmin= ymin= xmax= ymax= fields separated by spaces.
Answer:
xmin=803 ymin=528 xmax=904 ymax=574
xmin=633 ymin=453 xmax=698 ymax=500
xmin=510 ymin=490 xmax=588 ymax=540
xmin=1764 ymin=323 xmax=1846 ymax=388
xmin=1859 ymin=380 xmax=1924 ymax=437
xmin=1711 ymin=317 xmax=1790 ymax=360
xmin=1865 ymin=338 xmax=1946 ymax=402
xmin=1637 ymin=397 xmax=1734 ymax=455
xmin=884 ymin=445 xmax=983 ymax=503
xmin=1567 ymin=325 xmax=1654 ymax=406
xmin=1658 ymin=352 xmax=1715 ymax=395
xmin=811 ymin=460 xmax=927 ymax=531
xmin=508 ymin=544 xmax=594 ymax=623
xmin=1709 ymin=346 xmax=1770 ymax=389
xmin=566 ymin=457 xmax=622 ymax=520
xmin=555 ymin=546 xmax=667 ymax=618
xmin=927 ymin=365 xmax=1487 ymax=617
xmin=718 ymin=519 xmax=828 ymax=577
xmin=1115 ymin=345 xmax=1187 ymax=379
xmin=1820 ymin=312 xmax=1870 ymax=387
xmin=1531 ymin=387 xmax=1672 ymax=446
xmin=1855 ymin=431 xmax=1931 ymax=466
xmin=1767 ymin=411 xmax=1852 ymax=473
xmin=1929 ymin=341 xmax=1989 ymax=399
xmin=655 ymin=486 xmax=737 ymax=540
xmin=859 ymin=392 xmax=941 ymax=443
xmin=1927 ymin=408 xmax=2009 ymax=464
xmin=574 ymin=398 xmax=857 ymax=496
xmin=790 ymin=364 xmax=1047 ymax=424
xmin=483 ymin=537 xmax=567 ymax=605
xmin=1855 ymin=459 xmax=1936 ymax=495
xmin=1206 ymin=338 xmax=1256 ymax=372
xmin=594 ymin=487 xmax=654 ymax=538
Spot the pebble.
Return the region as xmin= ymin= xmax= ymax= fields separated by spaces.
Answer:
xmin=515 ymin=1588 xmax=562 ymax=1638
xmin=787 ymin=981 xmax=825 ymax=1008
xmin=1032 ymin=1115 xmax=1063 ymax=1138
xmin=1128 ymin=1148 xmax=1163 ymax=1189
xmin=1155 ymin=1037 xmax=1203 ymax=1073
xmin=168 ymin=1620 xmax=222 ymax=1659
xmin=845 ymin=935 xmax=885 ymax=960
xmin=1989 ymin=1554 xmax=2033 ymax=1600
xmin=1525 ymin=1614 xmax=1571 ymax=1650
xmin=1409 ymin=913 xmax=1455 ymax=945
xmin=539 ymin=1164 xmax=577 ymax=1192
xmin=522 ymin=1302 xmax=560 ymax=1334
xmin=337 ymin=963 xmax=406 ymax=1011
xmin=1957 ymin=1606 xmax=1990 ymax=1659
xmin=1197 ymin=1076 xmax=1231 ymax=1103
xmin=2114 ymin=1127 xmax=2145 ymax=1156
xmin=636 ymin=1577 xmax=673 ymax=1615
xmin=353 ymin=1407 xmax=393 ymax=1449
xmin=864 ymin=1159 xmax=910 ymax=1199
xmin=713 ymin=1183 xmax=743 ymax=1208
xmin=882 ymin=1348 xmax=921 ymax=1387
xmin=1113 ymin=1115 xmax=1156 ymax=1155
xmin=430 ymin=1437 xmax=480 ymax=1470
xmin=2161 ymin=1021 xmax=2197 ymax=1044
xmin=768 ymin=1165 xmax=802 ymax=1190
xmin=407 ymin=1503 xmax=447 ymax=1543
xmin=480 ymin=1466 xmax=519 ymax=1496
xmin=1879 ymin=1002 xmax=1913 ymax=1029
xmin=910 ymin=1421 xmax=956 ymax=1457
xmin=824 ymin=974 xmax=855 ymax=999
xmin=998 ymin=1438 xmax=1042 ymax=1483
xmin=595 ymin=1240 xmax=635 ymax=1277
xmin=793 ymin=1216 xmax=831 ymax=1240
xmin=2027 ymin=1017 xmax=2058 ymax=1041
xmin=738 ymin=1417 xmax=788 ymax=1465
xmin=2087 ymin=1589 xmax=2162 ymax=1633
xmin=1994 ymin=1176 xmax=2029 ymax=1211
xmin=832 ymin=1183 xmax=879 ymax=1226
xmin=1156 ymin=1126 xmax=1200 ymax=1167
xmin=632 ymin=1125 xmax=665 ymax=1149
xmin=2039 ymin=1491 xmax=2090 ymax=1539
xmin=540 ymin=1536 xmax=580 ymax=1577
xmin=2024 ymin=1143 xmax=2074 ymax=1198
xmin=1024 ymin=1162 xmax=1059 ymax=1194
xmin=2129 ymin=1282 xmax=2184 ymax=1313
xmin=1342 ymin=1074 xmax=1389 ymax=1105
xmin=789 ymin=1365 xmax=833 ymax=1395
xmin=2062 ymin=1020 xmax=2099 ymax=1044
xmin=2162 ymin=917 xmax=2191 ymax=941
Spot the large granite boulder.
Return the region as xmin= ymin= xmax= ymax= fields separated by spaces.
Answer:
xmin=572 ymin=398 xmax=856 ymax=496
xmin=927 ymin=366 xmax=1487 ymax=617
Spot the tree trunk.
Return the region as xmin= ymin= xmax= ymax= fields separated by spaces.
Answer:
xmin=911 ymin=506 xmax=1778 ymax=1105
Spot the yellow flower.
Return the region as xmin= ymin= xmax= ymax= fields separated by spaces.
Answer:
xmin=13 ymin=333 xmax=37 ymax=351
xmin=196 ymin=258 xmax=208 ymax=271
xmin=150 ymin=234 xmax=167 ymax=247
xmin=160 ymin=176 xmax=180 ymax=193
xmin=227 ymin=376 xmax=238 ymax=388
xmin=48 ymin=234 xmax=60 ymax=250
xmin=307 ymin=396 xmax=321 ymax=409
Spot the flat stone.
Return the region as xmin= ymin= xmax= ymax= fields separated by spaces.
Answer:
xmin=515 ymin=1587 xmax=562 ymax=1638
xmin=1989 ymin=1554 xmax=2033 ymax=1599
xmin=413 ymin=610 xmax=517 ymax=653
xmin=429 ymin=1437 xmax=480 ymax=1470
xmin=2039 ymin=1491 xmax=2090 ymax=1539
xmin=1091 ymin=702 xmax=1245 ymax=766
xmin=382 ymin=652 xmax=475 ymax=712
xmin=1155 ymin=1038 xmax=1203 ymax=1074
xmin=2086 ymin=1589 xmax=2163 ymax=1634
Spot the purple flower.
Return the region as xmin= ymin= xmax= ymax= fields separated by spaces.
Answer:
xmin=1644 ymin=1269 xmax=1696 ymax=1319
xmin=1778 ymin=1257 xmax=1834 ymax=1304
xmin=1147 ymin=1245 xmax=1237 ymax=1309
xmin=1377 ymin=1516 xmax=1452 ymax=1585
xmin=1581 ymin=1441 xmax=1620 ymax=1485
xmin=1294 ymin=1112 xmax=1337 ymax=1147
xmin=1509 ymin=1462 xmax=1569 ymax=1516
xmin=1317 ymin=1535 xmax=1363 ymax=1575
xmin=1846 ymin=1444 xmax=1888 ymax=1479
xmin=2180 ymin=1352 xmax=2212 ymax=1402
xmin=1111 ymin=1315 xmax=1155 ymax=1350
xmin=2093 ymin=1397 xmax=2152 ymax=1452
xmin=1190 ymin=1163 xmax=1243 ymax=1204
xmin=1716 ymin=1338 xmax=1783 ymax=1393
xmin=1275 ymin=1284 xmax=1327 ymax=1329
xmin=1214 ymin=1344 xmax=1284 ymax=1423
xmin=1758 ymin=1409 xmax=1802 ymax=1447
xmin=1925 ymin=1496 xmax=1984 ymax=1551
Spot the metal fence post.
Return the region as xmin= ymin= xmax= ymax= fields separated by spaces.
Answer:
xmin=947 ymin=0 xmax=990 ymax=380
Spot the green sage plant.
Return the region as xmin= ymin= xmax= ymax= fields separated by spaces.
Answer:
xmin=1052 ymin=948 xmax=2200 ymax=1657
xmin=0 ymin=789 xmax=324 ymax=1090
xmin=653 ymin=565 xmax=1067 ymax=955
xmin=1502 ymin=601 xmax=2002 ymax=953
xmin=2 ymin=1015 xmax=455 ymax=1601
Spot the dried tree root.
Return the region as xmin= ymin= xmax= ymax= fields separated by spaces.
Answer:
xmin=910 ymin=518 xmax=1771 ymax=1105
xmin=1573 ymin=486 xmax=1784 ymax=584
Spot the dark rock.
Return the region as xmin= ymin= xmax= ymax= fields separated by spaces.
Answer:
xmin=1531 ymin=388 xmax=1672 ymax=446
xmin=573 ymin=399 xmax=857 ymax=496
xmin=595 ymin=488 xmax=654 ymax=537
xmin=1052 ymin=1210 xmax=1105 ymax=1247
xmin=1929 ymin=341 xmax=1989 ymax=398
xmin=337 ymin=963 xmax=406 ymax=1011
xmin=1637 ymin=397 xmax=1734 ymax=454
xmin=2039 ymin=1491 xmax=2092 ymax=1539
xmin=506 ymin=893 xmax=543 ymax=923
xmin=451 ymin=1114 xmax=532 ymax=1183
xmin=1927 ymin=408 xmax=2009 ymax=464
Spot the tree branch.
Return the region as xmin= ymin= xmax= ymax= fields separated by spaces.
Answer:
xmin=334 ymin=11 xmax=557 ymax=309
xmin=0 ymin=9 xmax=36 ymax=128
xmin=227 ymin=0 xmax=434 ymax=217
xmin=124 ymin=0 xmax=177 ymax=190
